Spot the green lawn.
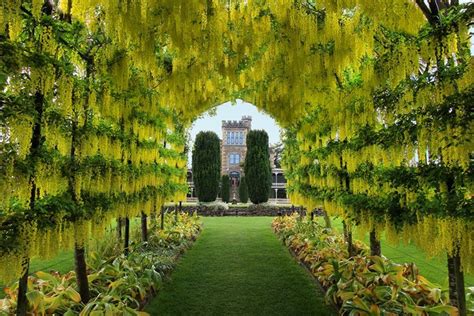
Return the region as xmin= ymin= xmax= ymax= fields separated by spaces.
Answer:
xmin=317 ymin=217 xmax=474 ymax=288
xmin=145 ymin=217 xmax=335 ymax=316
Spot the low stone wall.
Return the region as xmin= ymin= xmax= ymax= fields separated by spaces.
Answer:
xmin=166 ymin=205 xmax=325 ymax=217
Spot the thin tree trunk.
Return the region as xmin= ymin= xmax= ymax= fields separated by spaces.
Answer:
xmin=141 ymin=212 xmax=148 ymax=242
xmin=161 ymin=207 xmax=165 ymax=230
xmin=117 ymin=217 xmax=122 ymax=239
xmin=124 ymin=217 xmax=130 ymax=256
xmin=445 ymin=175 xmax=465 ymax=314
xmin=74 ymin=244 xmax=90 ymax=303
xmin=70 ymin=112 xmax=91 ymax=301
xmin=342 ymin=220 xmax=354 ymax=257
xmin=69 ymin=54 xmax=94 ymax=302
xmin=448 ymin=249 xmax=466 ymax=316
xmin=174 ymin=203 xmax=178 ymax=222
xmin=323 ymin=211 xmax=332 ymax=228
xmin=369 ymin=229 xmax=381 ymax=256
xmin=17 ymin=91 xmax=45 ymax=315
xmin=339 ymin=155 xmax=352 ymax=258
xmin=151 ymin=204 xmax=157 ymax=225
xmin=347 ymin=230 xmax=354 ymax=257
xmin=16 ymin=258 xmax=30 ymax=316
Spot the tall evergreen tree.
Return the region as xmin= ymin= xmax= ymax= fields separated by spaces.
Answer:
xmin=221 ymin=175 xmax=230 ymax=203
xmin=239 ymin=176 xmax=249 ymax=203
xmin=244 ymin=130 xmax=272 ymax=204
xmin=192 ymin=131 xmax=221 ymax=202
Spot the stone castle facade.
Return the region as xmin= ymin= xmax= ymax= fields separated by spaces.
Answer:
xmin=220 ymin=116 xmax=252 ymax=179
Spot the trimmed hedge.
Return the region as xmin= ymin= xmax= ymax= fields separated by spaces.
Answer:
xmin=192 ymin=131 xmax=221 ymax=202
xmin=221 ymin=175 xmax=230 ymax=203
xmin=239 ymin=176 xmax=249 ymax=203
xmin=244 ymin=130 xmax=272 ymax=204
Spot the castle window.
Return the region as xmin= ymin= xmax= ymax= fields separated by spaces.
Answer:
xmin=227 ymin=132 xmax=231 ymax=144
xmin=239 ymin=132 xmax=244 ymax=145
xmin=229 ymin=153 xmax=240 ymax=165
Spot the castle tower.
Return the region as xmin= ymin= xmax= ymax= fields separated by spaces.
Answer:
xmin=221 ymin=116 xmax=252 ymax=196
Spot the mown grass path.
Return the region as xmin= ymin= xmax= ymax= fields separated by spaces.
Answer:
xmin=145 ymin=217 xmax=335 ymax=316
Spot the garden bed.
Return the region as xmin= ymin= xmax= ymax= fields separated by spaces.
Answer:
xmin=273 ymin=214 xmax=458 ymax=315
xmin=0 ymin=213 xmax=202 ymax=315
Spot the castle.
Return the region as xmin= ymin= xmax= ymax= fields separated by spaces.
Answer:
xmin=220 ymin=116 xmax=252 ymax=182
xmin=187 ymin=116 xmax=287 ymax=202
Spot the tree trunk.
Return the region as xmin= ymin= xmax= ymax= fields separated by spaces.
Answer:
xmin=124 ymin=217 xmax=130 ymax=256
xmin=161 ymin=207 xmax=165 ymax=230
xmin=16 ymin=257 xmax=30 ymax=316
xmin=141 ymin=212 xmax=148 ymax=242
xmin=69 ymin=57 xmax=94 ymax=300
xmin=448 ymin=249 xmax=466 ymax=316
xmin=117 ymin=217 xmax=122 ymax=239
xmin=444 ymin=175 xmax=465 ymax=314
xmin=17 ymin=91 xmax=45 ymax=314
xmin=347 ymin=230 xmax=354 ymax=257
xmin=370 ymin=229 xmax=381 ymax=256
xmin=74 ymin=245 xmax=90 ymax=303
xmin=151 ymin=204 xmax=157 ymax=225
xmin=342 ymin=221 xmax=354 ymax=257
xmin=174 ymin=203 xmax=178 ymax=222
xmin=70 ymin=113 xmax=91 ymax=300
xmin=323 ymin=211 xmax=332 ymax=228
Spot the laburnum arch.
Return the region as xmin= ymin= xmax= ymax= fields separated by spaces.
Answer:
xmin=0 ymin=0 xmax=472 ymax=313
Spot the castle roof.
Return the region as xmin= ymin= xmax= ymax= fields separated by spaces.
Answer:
xmin=222 ymin=116 xmax=252 ymax=128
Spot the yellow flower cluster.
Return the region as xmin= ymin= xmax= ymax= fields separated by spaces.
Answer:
xmin=0 ymin=0 xmax=472 ymax=278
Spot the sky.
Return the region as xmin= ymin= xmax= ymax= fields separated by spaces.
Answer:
xmin=187 ymin=99 xmax=282 ymax=164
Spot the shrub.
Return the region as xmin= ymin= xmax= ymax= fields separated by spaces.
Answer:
xmin=192 ymin=131 xmax=221 ymax=202
xmin=244 ymin=130 xmax=272 ymax=204
xmin=198 ymin=201 xmax=229 ymax=211
xmin=221 ymin=175 xmax=230 ymax=203
xmin=239 ymin=176 xmax=249 ymax=203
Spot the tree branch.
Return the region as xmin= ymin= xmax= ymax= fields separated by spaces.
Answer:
xmin=415 ymin=0 xmax=434 ymax=22
xmin=428 ymin=0 xmax=441 ymax=17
